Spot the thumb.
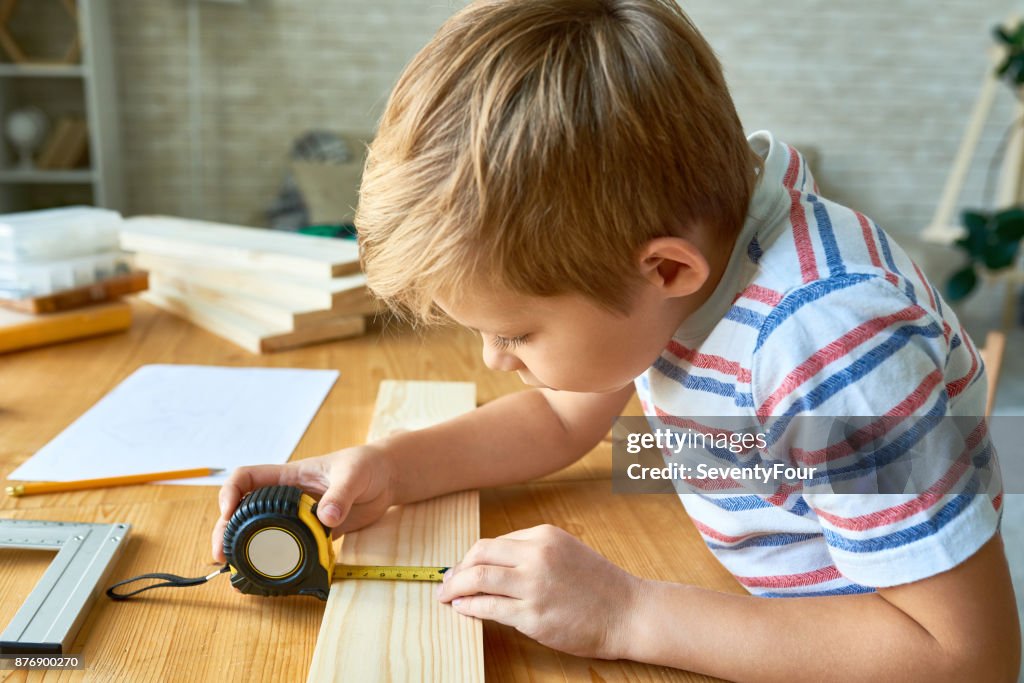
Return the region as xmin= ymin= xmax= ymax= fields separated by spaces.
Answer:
xmin=316 ymin=475 xmax=363 ymax=528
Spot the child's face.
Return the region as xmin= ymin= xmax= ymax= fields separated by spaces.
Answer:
xmin=436 ymin=281 xmax=685 ymax=393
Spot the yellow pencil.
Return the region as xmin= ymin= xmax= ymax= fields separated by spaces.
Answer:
xmin=5 ymin=467 xmax=225 ymax=497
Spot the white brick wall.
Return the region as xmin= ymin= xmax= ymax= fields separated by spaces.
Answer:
xmin=111 ymin=0 xmax=1020 ymax=243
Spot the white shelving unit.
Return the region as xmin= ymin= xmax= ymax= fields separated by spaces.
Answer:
xmin=0 ymin=0 xmax=122 ymax=213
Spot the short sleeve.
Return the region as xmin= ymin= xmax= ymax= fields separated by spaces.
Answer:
xmin=751 ymin=274 xmax=1003 ymax=588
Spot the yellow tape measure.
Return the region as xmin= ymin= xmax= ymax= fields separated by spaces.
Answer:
xmin=334 ymin=564 xmax=448 ymax=582
xmin=223 ymin=486 xmax=450 ymax=600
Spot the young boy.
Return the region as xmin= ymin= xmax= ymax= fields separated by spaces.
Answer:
xmin=212 ymin=0 xmax=1020 ymax=679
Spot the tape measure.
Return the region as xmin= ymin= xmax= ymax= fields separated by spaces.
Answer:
xmin=223 ymin=485 xmax=449 ymax=600
xmin=106 ymin=485 xmax=449 ymax=602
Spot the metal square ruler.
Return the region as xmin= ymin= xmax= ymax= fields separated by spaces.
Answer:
xmin=0 ymin=518 xmax=130 ymax=655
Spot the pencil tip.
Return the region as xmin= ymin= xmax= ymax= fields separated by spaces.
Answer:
xmin=209 ymin=468 xmax=226 ymax=474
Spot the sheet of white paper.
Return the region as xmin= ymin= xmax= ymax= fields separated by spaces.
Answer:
xmin=8 ymin=364 xmax=339 ymax=486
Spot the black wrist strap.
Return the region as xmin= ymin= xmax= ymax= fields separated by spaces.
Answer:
xmin=106 ymin=565 xmax=230 ymax=600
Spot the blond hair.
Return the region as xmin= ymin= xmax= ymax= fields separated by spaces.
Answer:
xmin=357 ymin=0 xmax=761 ymax=324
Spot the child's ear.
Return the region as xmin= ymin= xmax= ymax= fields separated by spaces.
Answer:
xmin=636 ymin=236 xmax=710 ymax=297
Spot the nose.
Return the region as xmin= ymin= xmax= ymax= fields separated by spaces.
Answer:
xmin=482 ymin=342 xmax=524 ymax=373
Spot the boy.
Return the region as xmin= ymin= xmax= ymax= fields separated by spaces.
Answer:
xmin=213 ymin=0 xmax=1021 ymax=679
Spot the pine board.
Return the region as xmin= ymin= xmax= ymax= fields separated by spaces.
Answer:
xmin=0 ymin=301 xmax=131 ymax=353
xmin=140 ymin=288 xmax=365 ymax=354
xmin=149 ymin=271 xmax=376 ymax=329
xmin=121 ymin=216 xmax=360 ymax=279
xmin=307 ymin=380 xmax=483 ymax=683
xmin=0 ymin=270 xmax=148 ymax=314
xmin=132 ymin=252 xmax=369 ymax=311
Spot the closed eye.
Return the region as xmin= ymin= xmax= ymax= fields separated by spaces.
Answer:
xmin=491 ymin=334 xmax=528 ymax=351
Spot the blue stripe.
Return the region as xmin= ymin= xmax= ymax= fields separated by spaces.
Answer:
xmin=874 ymin=224 xmax=916 ymax=304
xmin=747 ymin=235 xmax=763 ymax=264
xmin=931 ymin=283 xmax=944 ymax=316
xmin=968 ymin=365 xmax=986 ymax=391
xmin=692 ymin=493 xmax=772 ymax=512
xmin=789 ymin=497 xmax=812 ymax=516
xmin=808 ymin=195 xmax=845 ymax=277
xmin=705 ymin=532 xmax=820 ymax=551
xmin=765 ymin=320 xmax=944 ymax=432
xmin=800 ymin=396 xmax=948 ymax=487
xmin=756 ymin=273 xmax=875 ymax=351
xmin=759 ymin=584 xmax=876 ymax=598
xmin=821 ymin=478 xmax=980 ymax=554
xmin=725 ymin=306 xmax=766 ymax=329
xmin=652 ymin=357 xmax=754 ymax=408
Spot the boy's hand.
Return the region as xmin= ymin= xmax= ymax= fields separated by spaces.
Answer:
xmin=436 ymin=524 xmax=642 ymax=660
xmin=210 ymin=444 xmax=396 ymax=563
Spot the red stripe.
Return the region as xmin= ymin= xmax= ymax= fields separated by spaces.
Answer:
xmin=665 ymin=340 xmax=752 ymax=383
xmin=782 ymin=145 xmax=801 ymax=189
xmin=765 ymin=482 xmax=803 ymax=507
xmin=994 ymin=492 xmax=1004 ymax=511
xmin=691 ymin=518 xmax=749 ymax=543
xmin=790 ymin=370 xmax=944 ymax=465
xmin=911 ymin=260 xmax=937 ymax=312
xmin=739 ymin=284 xmax=783 ymax=307
xmin=785 ymin=146 xmax=818 ymax=283
xmin=946 ymin=325 xmax=978 ymax=398
xmin=811 ymin=420 xmax=988 ymax=531
xmin=735 ymin=564 xmax=841 ymax=589
xmin=757 ymin=305 xmax=929 ymax=417
xmin=653 ymin=407 xmax=755 ymax=443
xmin=857 ymin=211 xmax=899 ymax=288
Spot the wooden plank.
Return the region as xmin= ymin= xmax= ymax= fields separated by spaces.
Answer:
xmin=140 ymin=288 xmax=365 ymax=354
xmin=148 ymin=270 xmax=376 ymax=329
xmin=307 ymin=380 xmax=483 ymax=683
xmin=480 ymin=480 xmax=741 ymax=683
xmin=132 ymin=252 xmax=370 ymax=311
xmin=0 ymin=270 xmax=148 ymax=314
xmin=121 ymin=216 xmax=361 ymax=279
xmin=0 ymin=301 xmax=131 ymax=353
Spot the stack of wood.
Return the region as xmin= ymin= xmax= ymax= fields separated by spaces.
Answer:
xmin=122 ymin=216 xmax=378 ymax=353
xmin=0 ymin=207 xmax=145 ymax=354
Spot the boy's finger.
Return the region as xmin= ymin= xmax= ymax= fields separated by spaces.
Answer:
xmin=211 ymin=517 xmax=228 ymax=562
xmin=438 ymin=564 xmax=522 ymax=602
xmin=449 ymin=594 xmax=521 ymax=626
xmin=316 ymin=475 xmax=367 ymax=527
xmin=217 ymin=464 xmax=299 ymax=516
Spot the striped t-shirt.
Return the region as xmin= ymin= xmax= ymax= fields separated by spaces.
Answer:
xmin=633 ymin=130 xmax=1003 ymax=597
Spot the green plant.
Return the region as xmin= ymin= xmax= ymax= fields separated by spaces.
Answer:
xmin=946 ymin=206 xmax=1024 ymax=300
xmin=995 ymin=21 xmax=1024 ymax=87
xmin=945 ymin=21 xmax=1024 ymax=301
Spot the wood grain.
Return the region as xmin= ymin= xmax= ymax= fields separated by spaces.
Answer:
xmin=307 ymin=381 xmax=483 ymax=683
xmin=148 ymin=271 xmax=376 ymax=329
xmin=0 ymin=271 xmax=149 ymax=314
xmin=131 ymin=253 xmax=369 ymax=311
xmin=0 ymin=302 xmax=725 ymax=681
xmin=120 ymin=216 xmax=360 ymax=279
xmin=480 ymin=480 xmax=742 ymax=683
xmin=140 ymin=290 xmax=365 ymax=354
xmin=0 ymin=301 xmax=132 ymax=353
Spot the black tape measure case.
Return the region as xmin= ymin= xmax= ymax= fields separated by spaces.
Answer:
xmin=223 ymin=485 xmax=336 ymax=600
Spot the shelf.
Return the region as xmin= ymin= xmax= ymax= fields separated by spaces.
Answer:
xmin=0 ymin=63 xmax=84 ymax=78
xmin=0 ymin=169 xmax=94 ymax=184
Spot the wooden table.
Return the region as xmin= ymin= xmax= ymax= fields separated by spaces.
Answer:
xmin=0 ymin=301 xmax=743 ymax=682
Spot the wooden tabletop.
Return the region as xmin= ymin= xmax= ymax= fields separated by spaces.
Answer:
xmin=0 ymin=301 xmax=742 ymax=682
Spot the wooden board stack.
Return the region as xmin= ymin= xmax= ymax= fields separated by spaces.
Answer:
xmin=122 ymin=216 xmax=378 ymax=354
